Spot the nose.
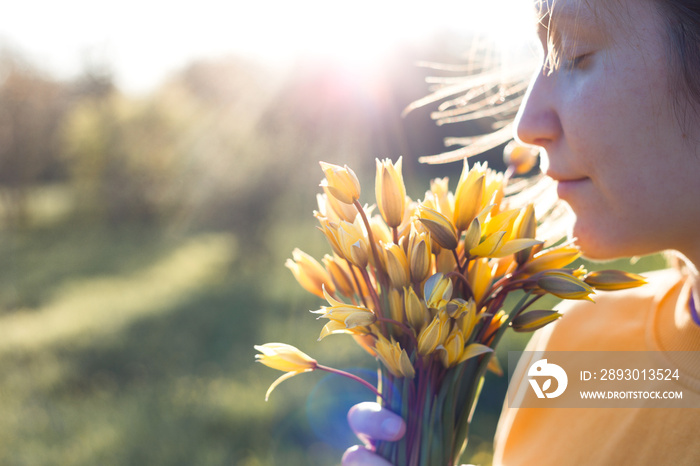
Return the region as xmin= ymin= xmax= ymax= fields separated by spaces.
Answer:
xmin=514 ymin=68 xmax=562 ymax=148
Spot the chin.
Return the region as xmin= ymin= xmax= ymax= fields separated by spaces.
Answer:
xmin=568 ymin=217 xmax=634 ymax=262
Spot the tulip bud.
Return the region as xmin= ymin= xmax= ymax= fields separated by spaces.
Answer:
xmin=424 ymin=273 xmax=453 ymax=309
xmin=503 ymin=140 xmax=539 ymax=175
xmin=454 ymin=172 xmax=485 ymax=231
xmin=519 ymin=245 xmax=581 ymax=276
xmin=583 ymin=270 xmax=647 ymax=291
xmin=457 ymin=299 xmax=478 ymax=337
xmin=375 ymin=336 xmax=414 ymax=378
xmin=417 ymin=311 xmax=449 ymax=356
xmin=514 ymin=204 xmax=537 ymax=265
xmin=404 ymin=286 xmax=430 ymax=332
xmin=469 ymin=231 xmax=506 ymax=258
xmin=463 ymin=217 xmax=482 ymax=252
xmin=398 ymin=349 xmax=416 ymax=378
xmin=320 ymin=161 xmax=361 ymax=204
xmin=408 ymin=228 xmax=432 ymax=283
xmin=387 ymin=287 xmax=405 ymax=327
xmin=468 ymin=258 xmax=492 ymax=304
xmin=418 ymin=205 xmax=459 ymax=250
xmin=384 ymin=242 xmax=410 ymax=289
xmin=322 ymin=254 xmax=355 ymax=298
xmin=537 ymin=271 xmax=594 ymax=301
xmin=375 ymin=157 xmax=407 ymax=228
xmin=336 ymin=219 xmax=370 ymax=268
xmin=511 ymin=310 xmax=562 ymax=332
xmin=438 ymin=328 xmax=465 ymax=367
xmin=320 ymin=189 xmax=358 ymax=222
xmin=285 ymin=249 xmax=335 ymax=299
xmin=254 ymin=343 xmax=318 ymax=400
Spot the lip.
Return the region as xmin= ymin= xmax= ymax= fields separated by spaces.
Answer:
xmin=553 ymin=177 xmax=590 ymax=199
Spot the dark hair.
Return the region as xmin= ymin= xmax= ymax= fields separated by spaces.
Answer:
xmin=655 ymin=1 xmax=700 ymax=124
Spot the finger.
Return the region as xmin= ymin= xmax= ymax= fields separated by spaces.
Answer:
xmin=347 ymin=402 xmax=406 ymax=442
xmin=342 ymin=445 xmax=394 ymax=466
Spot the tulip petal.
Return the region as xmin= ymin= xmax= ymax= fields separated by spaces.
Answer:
xmin=457 ymin=343 xmax=493 ymax=364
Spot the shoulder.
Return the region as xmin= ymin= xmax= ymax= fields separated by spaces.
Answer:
xmin=530 ymin=268 xmax=683 ymax=351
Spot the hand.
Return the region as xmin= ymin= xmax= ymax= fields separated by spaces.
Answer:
xmin=341 ymin=402 xmax=476 ymax=466
xmin=341 ymin=402 xmax=405 ymax=466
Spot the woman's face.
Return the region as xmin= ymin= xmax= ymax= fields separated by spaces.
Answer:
xmin=515 ymin=0 xmax=700 ymax=263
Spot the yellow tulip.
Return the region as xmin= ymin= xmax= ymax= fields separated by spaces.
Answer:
xmin=438 ymin=329 xmax=465 ymax=368
xmin=503 ymin=140 xmax=539 ymax=175
xmin=454 ymin=170 xmax=484 ymax=231
xmin=285 ymin=248 xmax=335 ymax=299
xmin=318 ymin=189 xmax=358 ymax=223
xmin=483 ymin=171 xmax=505 ymax=212
xmin=513 ymin=204 xmax=537 ymax=266
xmin=369 ymin=214 xmax=393 ymax=246
xmin=375 ymin=157 xmax=407 ymax=228
xmin=468 ymin=257 xmax=492 ymax=305
xmin=457 ymin=343 xmax=493 ymax=365
xmin=435 ymin=248 xmax=457 ymax=275
xmin=482 ymin=209 xmax=519 ymax=239
xmin=424 ymin=273 xmax=454 ymax=310
xmin=417 ymin=205 xmax=459 ymax=250
xmin=404 ymin=286 xmax=430 ymax=332
xmin=254 ymin=343 xmax=318 ymax=400
xmin=469 ymin=231 xmax=507 ymax=257
xmin=375 ymin=335 xmax=415 ymax=378
xmin=319 ymin=161 xmax=361 ymax=204
xmin=457 ymin=299 xmax=479 ymax=338
xmin=408 ymin=227 xmax=432 ymax=283
xmin=315 ymin=216 xmax=344 ymax=257
xmin=484 ymin=310 xmax=508 ymax=344
xmin=387 ymin=287 xmax=405 ymax=327
xmin=429 ymin=177 xmax=454 ymax=220
xmin=487 ymin=356 xmax=504 ymax=376
xmin=417 ymin=310 xmax=450 ymax=356
xmin=322 ymin=254 xmax=355 ymax=298
xmin=384 ymin=242 xmax=410 ymax=289
xmin=312 ymin=287 xmax=376 ymax=334
xmin=583 ymin=270 xmax=647 ymax=291
xmin=519 ymin=245 xmax=581 ymax=276
xmin=336 ymin=219 xmax=370 ymax=268
xmin=463 ymin=218 xmax=482 ymax=252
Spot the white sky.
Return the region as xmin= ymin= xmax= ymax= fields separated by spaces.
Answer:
xmin=0 ymin=0 xmax=534 ymax=94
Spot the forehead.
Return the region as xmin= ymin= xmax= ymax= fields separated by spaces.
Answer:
xmin=534 ymin=0 xmax=641 ymax=37
xmin=535 ymin=0 xmax=619 ymax=25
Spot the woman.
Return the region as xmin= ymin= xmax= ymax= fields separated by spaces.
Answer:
xmin=342 ymin=0 xmax=700 ymax=464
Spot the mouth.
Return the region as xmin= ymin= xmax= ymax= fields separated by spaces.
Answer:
xmin=551 ymin=176 xmax=590 ymax=199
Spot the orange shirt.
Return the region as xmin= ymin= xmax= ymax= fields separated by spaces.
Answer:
xmin=493 ymin=269 xmax=700 ymax=466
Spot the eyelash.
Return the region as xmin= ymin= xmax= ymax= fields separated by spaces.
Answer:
xmin=563 ymin=53 xmax=591 ymax=69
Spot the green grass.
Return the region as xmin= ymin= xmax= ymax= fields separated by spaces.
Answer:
xmin=0 ymin=219 xmax=360 ymax=465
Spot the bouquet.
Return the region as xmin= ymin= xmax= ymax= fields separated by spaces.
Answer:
xmin=255 ymin=152 xmax=645 ymax=465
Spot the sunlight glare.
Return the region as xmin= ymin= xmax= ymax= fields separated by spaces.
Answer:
xmin=1 ymin=0 xmax=538 ymax=93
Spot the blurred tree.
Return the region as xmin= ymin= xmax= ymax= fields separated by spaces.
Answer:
xmin=0 ymin=50 xmax=70 ymax=226
xmin=61 ymin=86 xmax=194 ymax=224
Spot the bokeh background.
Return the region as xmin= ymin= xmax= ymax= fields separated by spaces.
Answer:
xmin=0 ymin=1 xmax=667 ymax=464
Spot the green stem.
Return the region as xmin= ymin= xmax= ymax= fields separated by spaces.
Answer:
xmin=354 ymin=200 xmax=383 ymax=275
xmin=316 ymin=364 xmax=384 ymax=400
